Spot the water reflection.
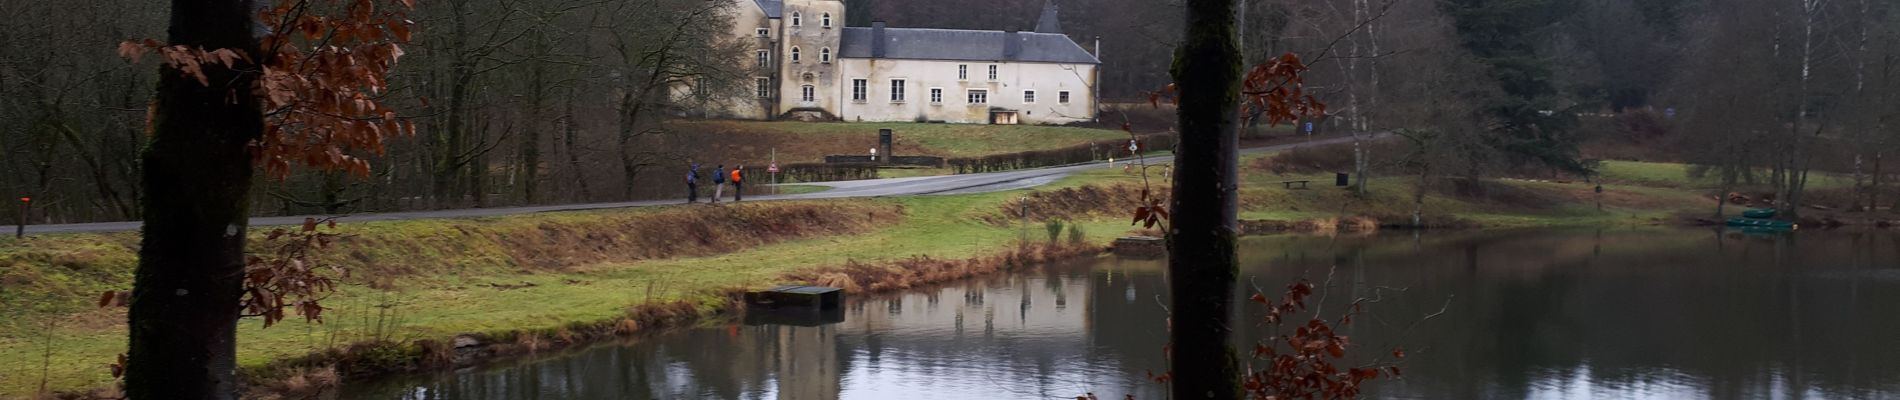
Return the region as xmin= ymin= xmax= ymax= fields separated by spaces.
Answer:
xmin=345 ymin=229 xmax=1900 ymax=399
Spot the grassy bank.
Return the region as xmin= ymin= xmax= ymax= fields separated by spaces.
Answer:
xmin=1 ymin=149 xmax=1740 ymax=398
xmin=0 ymin=191 xmax=1139 ymax=398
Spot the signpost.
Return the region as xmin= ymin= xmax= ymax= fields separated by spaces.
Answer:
xmin=770 ymin=148 xmax=779 ymax=185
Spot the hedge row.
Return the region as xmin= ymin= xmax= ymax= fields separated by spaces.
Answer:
xmin=947 ymin=133 xmax=1178 ymax=174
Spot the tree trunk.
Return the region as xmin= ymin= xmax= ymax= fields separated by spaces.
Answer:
xmin=619 ymin=91 xmax=642 ymax=199
xmin=432 ymin=0 xmax=473 ymax=208
xmin=1169 ymin=0 xmax=1242 ymax=398
xmin=520 ymin=46 xmax=546 ymax=205
xmin=126 ymin=1 xmax=263 ymax=398
xmin=1874 ymin=151 xmax=1883 ymax=212
xmin=561 ymin=95 xmax=592 ymax=201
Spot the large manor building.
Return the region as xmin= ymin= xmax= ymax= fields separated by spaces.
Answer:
xmin=705 ymin=0 xmax=1101 ymax=125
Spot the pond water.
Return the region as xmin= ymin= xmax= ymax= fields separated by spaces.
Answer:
xmin=342 ymin=228 xmax=1900 ymax=399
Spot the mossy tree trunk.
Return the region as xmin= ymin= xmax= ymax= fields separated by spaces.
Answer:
xmin=126 ymin=0 xmax=263 ymax=398
xmin=1169 ymin=0 xmax=1243 ymax=398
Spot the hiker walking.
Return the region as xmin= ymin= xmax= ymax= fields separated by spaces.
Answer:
xmin=685 ymin=162 xmax=700 ymax=203
xmin=731 ymin=165 xmax=745 ymax=202
xmin=711 ymin=164 xmax=727 ymax=204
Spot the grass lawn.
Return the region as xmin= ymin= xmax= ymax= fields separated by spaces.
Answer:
xmin=1594 ymin=160 xmax=1855 ymax=191
xmin=671 ymin=120 xmax=1129 ymax=162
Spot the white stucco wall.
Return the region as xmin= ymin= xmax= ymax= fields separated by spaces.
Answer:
xmin=835 ymin=58 xmax=1097 ymax=125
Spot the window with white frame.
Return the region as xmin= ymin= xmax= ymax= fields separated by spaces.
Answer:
xmin=890 ymin=79 xmax=906 ymax=102
xmin=756 ymin=78 xmax=771 ymax=98
xmin=958 ymin=65 xmax=968 ymax=80
xmin=820 ymin=47 xmax=831 ymax=63
xmin=967 ymin=89 xmax=988 ymax=104
xmin=929 ymin=88 xmax=943 ymax=104
xmin=792 ymin=12 xmax=801 ymax=26
xmin=822 ymin=12 xmax=832 ymax=27
xmin=1059 ymin=91 xmax=1071 ymax=104
xmin=1022 ymin=90 xmax=1036 ymax=104
xmin=851 ymin=79 xmax=867 ymax=102
xmin=756 ymin=50 xmax=769 ymax=67
xmin=801 ymin=85 xmax=815 ymax=102
xmin=757 ymin=28 xmax=769 ymax=37
xmin=987 ymin=65 xmax=998 ymax=80
xmin=790 ymin=47 xmax=801 ymax=63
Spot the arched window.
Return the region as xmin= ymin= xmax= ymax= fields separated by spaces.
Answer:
xmin=822 ymin=12 xmax=832 ymax=27
xmin=791 ymin=12 xmax=801 ymax=26
xmin=820 ymin=47 xmax=831 ymax=63
xmin=790 ymin=47 xmax=801 ymax=63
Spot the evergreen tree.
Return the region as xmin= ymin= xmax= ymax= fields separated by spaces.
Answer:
xmin=1439 ymin=0 xmax=1588 ymax=174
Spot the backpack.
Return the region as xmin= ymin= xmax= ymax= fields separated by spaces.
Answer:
xmin=730 ymin=169 xmax=742 ymax=183
xmin=713 ymin=169 xmax=726 ymax=184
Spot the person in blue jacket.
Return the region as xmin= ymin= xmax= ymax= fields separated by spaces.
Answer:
xmin=685 ymin=162 xmax=700 ymax=203
xmin=711 ymin=165 xmax=727 ymax=204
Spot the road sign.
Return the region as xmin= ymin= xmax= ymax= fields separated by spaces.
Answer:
xmin=768 ymin=163 xmax=779 ymax=173
xmin=1128 ymin=140 xmax=1138 ymax=152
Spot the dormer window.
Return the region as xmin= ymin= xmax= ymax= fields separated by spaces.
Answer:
xmin=756 ymin=28 xmax=769 ymax=37
xmin=792 ymin=12 xmax=801 ymax=26
xmin=791 ymin=47 xmax=802 ymax=63
xmin=820 ymin=47 xmax=831 ymax=63
xmin=822 ymin=12 xmax=832 ymax=28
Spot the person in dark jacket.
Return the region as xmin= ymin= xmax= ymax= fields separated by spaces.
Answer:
xmin=711 ymin=165 xmax=727 ymax=204
xmin=731 ymin=165 xmax=745 ymax=202
xmin=685 ymin=162 xmax=700 ymax=203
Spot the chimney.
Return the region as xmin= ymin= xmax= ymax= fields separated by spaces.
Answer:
xmin=1004 ymin=28 xmax=1022 ymax=59
xmin=1093 ymin=35 xmax=1101 ymax=59
xmin=872 ymin=21 xmax=887 ymax=58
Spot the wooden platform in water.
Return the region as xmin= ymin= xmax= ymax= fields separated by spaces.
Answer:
xmin=745 ymin=285 xmax=844 ymax=309
xmin=1112 ymin=236 xmax=1165 ymax=258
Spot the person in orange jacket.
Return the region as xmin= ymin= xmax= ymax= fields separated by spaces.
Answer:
xmin=731 ymin=165 xmax=745 ymax=202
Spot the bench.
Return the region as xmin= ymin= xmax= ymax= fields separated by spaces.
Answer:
xmin=1280 ymin=180 xmax=1311 ymax=189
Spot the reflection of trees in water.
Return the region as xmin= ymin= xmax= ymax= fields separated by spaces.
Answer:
xmin=1230 ymin=230 xmax=1900 ymax=398
xmin=352 ymin=230 xmax=1900 ymax=399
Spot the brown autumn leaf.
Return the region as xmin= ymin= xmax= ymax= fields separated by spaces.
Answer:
xmin=97 ymin=290 xmax=116 ymax=308
xmin=109 ymin=353 xmax=127 ymax=378
xmin=117 ymin=41 xmax=148 ymax=62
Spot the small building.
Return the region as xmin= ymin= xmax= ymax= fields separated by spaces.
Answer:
xmin=706 ymin=0 xmax=1101 ymax=125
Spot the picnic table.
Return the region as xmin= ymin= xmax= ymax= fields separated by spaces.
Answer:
xmin=1280 ymin=180 xmax=1311 ymax=189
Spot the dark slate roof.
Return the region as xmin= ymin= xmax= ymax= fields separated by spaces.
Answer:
xmin=1035 ymin=0 xmax=1062 ymax=34
xmin=839 ymin=27 xmax=1099 ymax=64
xmin=753 ymin=0 xmax=782 ymax=18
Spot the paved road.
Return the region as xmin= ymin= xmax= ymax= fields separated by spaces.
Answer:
xmin=21 ymin=134 xmax=1378 ymax=234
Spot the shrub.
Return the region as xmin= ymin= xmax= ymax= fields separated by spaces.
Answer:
xmin=1044 ymin=219 xmax=1066 ymax=243
xmin=781 ymin=162 xmax=879 ymax=182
